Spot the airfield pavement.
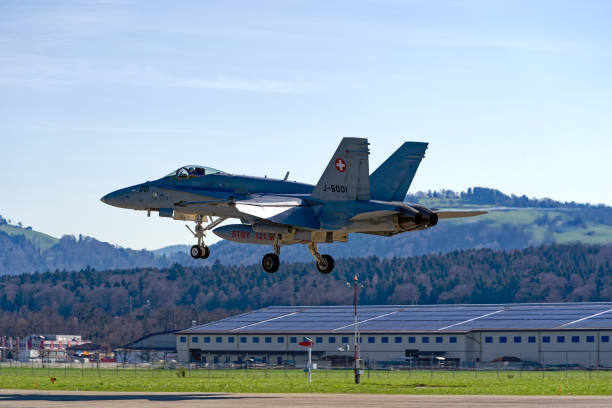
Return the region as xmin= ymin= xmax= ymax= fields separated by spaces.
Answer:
xmin=1 ymin=390 xmax=612 ymax=408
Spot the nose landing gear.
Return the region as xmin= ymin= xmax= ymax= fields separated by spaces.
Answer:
xmin=186 ymin=215 xmax=226 ymax=260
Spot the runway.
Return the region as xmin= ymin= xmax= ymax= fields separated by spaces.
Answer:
xmin=1 ymin=390 xmax=612 ymax=407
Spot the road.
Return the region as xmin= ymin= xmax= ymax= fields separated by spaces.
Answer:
xmin=1 ymin=390 xmax=612 ymax=407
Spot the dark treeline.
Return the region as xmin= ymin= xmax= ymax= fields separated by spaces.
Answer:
xmin=0 ymin=243 xmax=610 ymax=349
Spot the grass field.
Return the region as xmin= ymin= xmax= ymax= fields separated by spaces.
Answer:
xmin=1 ymin=367 xmax=612 ymax=395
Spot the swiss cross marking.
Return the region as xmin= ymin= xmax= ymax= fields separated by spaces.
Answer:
xmin=335 ymin=158 xmax=347 ymax=172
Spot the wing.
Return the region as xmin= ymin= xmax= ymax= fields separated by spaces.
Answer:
xmin=234 ymin=195 xmax=303 ymax=219
xmin=233 ymin=195 xmax=320 ymax=230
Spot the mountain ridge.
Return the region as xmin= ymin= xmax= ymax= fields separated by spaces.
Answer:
xmin=1 ymin=187 xmax=611 ymax=275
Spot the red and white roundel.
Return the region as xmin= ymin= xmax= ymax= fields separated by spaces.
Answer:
xmin=334 ymin=158 xmax=347 ymax=172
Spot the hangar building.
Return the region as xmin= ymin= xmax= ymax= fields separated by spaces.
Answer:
xmin=176 ymin=303 xmax=612 ymax=368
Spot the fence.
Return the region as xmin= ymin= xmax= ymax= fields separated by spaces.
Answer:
xmin=4 ymin=350 xmax=612 ymax=376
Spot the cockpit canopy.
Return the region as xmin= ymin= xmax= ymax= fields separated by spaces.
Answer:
xmin=164 ymin=165 xmax=226 ymax=180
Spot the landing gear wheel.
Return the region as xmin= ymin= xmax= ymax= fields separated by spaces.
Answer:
xmin=200 ymin=246 xmax=210 ymax=259
xmin=262 ymin=253 xmax=280 ymax=273
xmin=190 ymin=245 xmax=202 ymax=259
xmin=316 ymin=254 xmax=334 ymax=274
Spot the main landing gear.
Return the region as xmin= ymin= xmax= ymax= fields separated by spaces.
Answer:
xmin=308 ymin=242 xmax=334 ymax=274
xmin=261 ymin=241 xmax=335 ymax=274
xmin=262 ymin=238 xmax=281 ymax=273
xmin=186 ymin=215 xmax=226 ymax=260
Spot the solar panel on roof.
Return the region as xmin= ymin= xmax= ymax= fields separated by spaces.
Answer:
xmin=180 ymin=303 xmax=612 ymax=333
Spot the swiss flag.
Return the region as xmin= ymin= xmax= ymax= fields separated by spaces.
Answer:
xmin=334 ymin=158 xmax=346 ymax=173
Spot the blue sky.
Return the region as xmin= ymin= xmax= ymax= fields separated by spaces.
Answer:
xmin=1 ymin=0 xmax=611 ymax=250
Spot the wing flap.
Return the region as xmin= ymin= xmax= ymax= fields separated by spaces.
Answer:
xmin=234 ymin=194 xmax=304 ymax=220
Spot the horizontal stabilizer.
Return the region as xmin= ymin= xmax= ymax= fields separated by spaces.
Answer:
xmin=436 ymin=210 xmax=488 ymax=219
xmin=370 ymin=142 xmax=428 ymax=202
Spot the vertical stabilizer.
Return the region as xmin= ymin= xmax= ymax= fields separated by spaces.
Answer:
xmin=311 ymin=138 xmax=370 ymax=201
xmin=370 ymin=142 xmax=428 ymax=202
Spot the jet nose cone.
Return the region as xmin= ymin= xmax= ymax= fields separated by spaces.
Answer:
xmin=100 ymin=190 xmax=123 ymax=208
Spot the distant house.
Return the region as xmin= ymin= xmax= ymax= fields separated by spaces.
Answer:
xmin=114 ymin=331 xmax=178 ymax=363
xmin=18 ymin=334 xmax=90 ymax=362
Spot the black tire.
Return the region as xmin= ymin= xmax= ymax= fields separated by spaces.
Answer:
xmin=316 ymin=254 xmax=334 ymax=274
xmin=262 ymin=253 xmax=280 ymax=273
xmin=200 ymin=246 xmax=210 ymax=259
xmin=190 ymin=245 xmax=202 ymax=259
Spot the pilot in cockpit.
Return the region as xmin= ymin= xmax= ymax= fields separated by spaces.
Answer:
xmin=190 ymin=167 xmax=206 ymax=176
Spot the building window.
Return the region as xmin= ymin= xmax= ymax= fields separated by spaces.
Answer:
xmin=290 ymin=337 xmax=297 ymax=343
xmin=316 ymin=337 xmax=323 ymax=344
xmin=543 ymin=336 xmax=550 ymax=343
xmin=329 ymin=337 xmax=336 ymax=343
xmin=252 ymin=337 xmax=260 ymax=343
xmin=499 ymin=337 xmax=507 ymax=343
xmin=341 ymin=337 xmax=349 ymax=344
xmin=228 ymin=337 xmax=235 ymax=343
xmin=587 ymin=336 xmax=595 ymax=343
xmin=528 ymin=336 xmax=536 ymax=343
xmin=204 ymin=337 xmax=210 ymax=343
xmin=240 ymin=337 xmax=247 ymax=343
xmin=572 ymin=336 xmax=580 ymax=343
xmin=278 ymin=337 xmax=284 ymax=343
xmin=180 ymin=336 xmax=186 ymax=343
xmin=216 ymin=337 xmax=222 ymax=343
xmin=557 ymin=336 xmax=565 ymax=343
xmin=514 ymin=336 xmax=521 ymax=343
xmin=381 ymin=337 xmax=389 ymax=344
xmin=422 ymin=337 xmax=429 ymax=343
xmin=395 ymin=337 xmax=402 ymax=343
xmin=450 ymin=337 xmax=457 ymax=343
xmin=485 ymin=336 xmax=492 ymax=343
xmin=265 ymin=337 xmax=272 ymax=344
xmin=368 ymin=337 xmax=375 ymax=344
xmin=436 ymin=337 xmax=443 ymax=344
xmin=602 ymin=336 xmax=610 ymax=343
xmin=408 ymin=337 xmax=416 ymax=344
xmin=192 ymin=337 xmax=199 ymax=343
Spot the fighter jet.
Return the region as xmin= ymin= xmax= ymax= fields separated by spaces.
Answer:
xmin=101 ymin=138 xmax=486 ymax=273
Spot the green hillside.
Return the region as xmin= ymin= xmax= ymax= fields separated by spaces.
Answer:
xmin=408 ymin=187 xmax=612 ymax=245
xmin=0 ymin=223 xmax=59 ymax=250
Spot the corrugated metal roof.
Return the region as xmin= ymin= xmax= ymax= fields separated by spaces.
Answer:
xmin=177 ymin=303 xmax=612 ymax=334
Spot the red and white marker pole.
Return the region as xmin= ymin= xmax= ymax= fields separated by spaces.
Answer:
xmin=299 ymin=337 xmax=313 ymax=383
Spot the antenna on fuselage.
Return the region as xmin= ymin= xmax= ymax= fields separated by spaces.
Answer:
xmin=283 ymin=171 xmax=290 ymax=181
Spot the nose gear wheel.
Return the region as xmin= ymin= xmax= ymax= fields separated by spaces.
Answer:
xmin=186 ymin=215 xmax=226 ymax=260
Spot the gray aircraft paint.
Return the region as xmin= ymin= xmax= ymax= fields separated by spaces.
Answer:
xmin=102 ymin=138 xmax=486 ymax=271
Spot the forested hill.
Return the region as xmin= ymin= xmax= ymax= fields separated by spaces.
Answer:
xmin=0 ymin=243 xmax=609 ymax=348
xmin=1 ymin=187 xmax=611 ymax=275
